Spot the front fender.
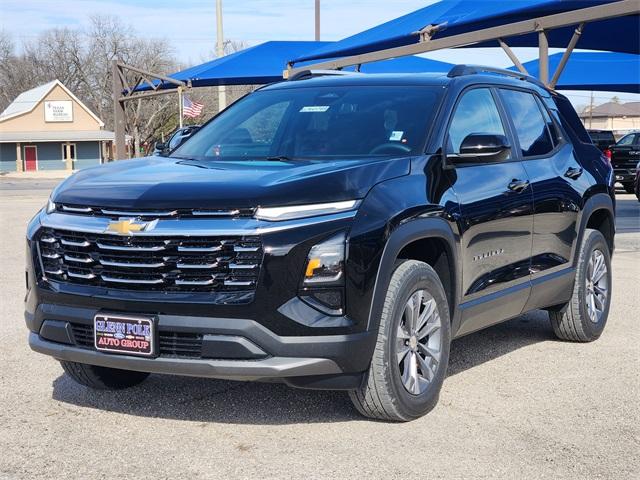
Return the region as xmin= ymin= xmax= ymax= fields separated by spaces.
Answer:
xmin=344 ymin=169 xmax=460 ymax=336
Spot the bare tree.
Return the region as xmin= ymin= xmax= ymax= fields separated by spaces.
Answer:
xmin=0 ymin=21 xmax=259 ymax=157
xmin=0 ymin=17 xmax=179 ymax=156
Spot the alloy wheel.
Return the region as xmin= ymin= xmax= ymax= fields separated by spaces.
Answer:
xmin=396 ymin=289 xmax=442 ymax=395
xmin=585 ymin=249 xmax=608 ymax=324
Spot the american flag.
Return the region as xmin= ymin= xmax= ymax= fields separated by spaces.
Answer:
xmin=183 ymin=95 xmax=204 ymax=118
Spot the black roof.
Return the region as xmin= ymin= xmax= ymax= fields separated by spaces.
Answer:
xmin=262 ymin=68 xmax=550 ymax=96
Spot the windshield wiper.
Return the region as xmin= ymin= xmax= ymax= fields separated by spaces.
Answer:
xmin=265 ymin=155 xmax=299 ymax=162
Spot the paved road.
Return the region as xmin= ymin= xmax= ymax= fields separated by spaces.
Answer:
xmin=1 ymin=181 xmax=638 ymax=479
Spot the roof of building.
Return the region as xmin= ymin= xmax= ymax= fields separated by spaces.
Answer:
xmin=0 ymin=130 xmax=114 ymax=143
xmin=580 ymin=101 xmax=640 ymax=118
xmin=0 ymin=79 xmax=104 ymax=126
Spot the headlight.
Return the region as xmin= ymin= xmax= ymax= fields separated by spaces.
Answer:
xmin=303 ymin=232 xmax=345 ymax=285
xmin=45 ymin=198 xmax=56 ymax=214
xmin=255 ymin=200 xmax=359 ymax=221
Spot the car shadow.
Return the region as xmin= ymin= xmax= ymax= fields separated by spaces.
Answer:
xmin=51 ymin=310 xmax=556 ymax=424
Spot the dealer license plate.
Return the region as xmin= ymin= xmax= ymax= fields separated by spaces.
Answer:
xmin=94 ymin=313 xmax=155 ymax=357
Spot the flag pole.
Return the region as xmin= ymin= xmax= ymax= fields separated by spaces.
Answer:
xmin=178 ymin=86 xmax=184 ymax=128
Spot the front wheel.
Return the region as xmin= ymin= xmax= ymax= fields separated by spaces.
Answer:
xmin=549 ymin=228 xmax=612 ymax=342
xmin=60 ymin=361 xmax=150 ymax=389
xmin=622 ymin=183 xmax=635 ymax=194
xmin=349 ymin=260 xmax=451 ymax=421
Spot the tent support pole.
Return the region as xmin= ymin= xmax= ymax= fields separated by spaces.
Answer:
xmin=538 ymin=29 xmax=549 ymax=85
xmin=498 ymin=38 xmax=529 ymax=75
xmin=549 ymin=23 xmax=585 ymax=89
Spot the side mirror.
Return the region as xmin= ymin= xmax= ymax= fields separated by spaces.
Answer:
xmin=155 ymin=141 xmax=167 ymax=151
xmin=449 ymin=133 xmax=511 ymax=164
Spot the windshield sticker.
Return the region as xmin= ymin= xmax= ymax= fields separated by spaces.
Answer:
xmin=300 ymin=106 xmax=330 ymax=113
xmin=389 ymin=131 xmax=404 ymax=141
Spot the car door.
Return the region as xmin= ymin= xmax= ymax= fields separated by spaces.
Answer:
xmin=445 ymin=87 xmax=534 ymax=336
xmin=497 ymin=88 xmax=583 ymax=311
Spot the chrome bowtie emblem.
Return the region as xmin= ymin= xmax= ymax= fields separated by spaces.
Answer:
xmin=105 ymin=218 xmax=157 ymax=235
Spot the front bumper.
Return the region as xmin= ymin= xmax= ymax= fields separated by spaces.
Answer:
xmin=26 ymin=302 xmax=373 ymax=388
xmin=29 ymin=333 xmax=342 ymax=381
xmin=613 ymin=169 xmax=635 ymax=183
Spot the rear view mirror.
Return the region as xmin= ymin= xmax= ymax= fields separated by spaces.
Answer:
xmin=155 ymin=141 xmax=167 ymax=151
xmin=449 ymin=133 xmax=511 ymax=164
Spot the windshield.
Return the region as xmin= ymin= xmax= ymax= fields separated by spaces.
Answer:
xmin=172 ymin=85 xmax=442 ymax=160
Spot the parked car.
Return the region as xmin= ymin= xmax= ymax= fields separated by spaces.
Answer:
xmin=608 ymin=131 xmax=640 ymax=194
xmin=587 ymin=129 xmax=616 ymax=154
xmin=153 ymin=125 xmax=201 ymax=156
xmin=26 ymin=66 xmax=615 ymax=421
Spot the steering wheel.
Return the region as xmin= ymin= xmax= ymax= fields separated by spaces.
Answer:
xmin=369 ymin=142 xmax=412 ymax=155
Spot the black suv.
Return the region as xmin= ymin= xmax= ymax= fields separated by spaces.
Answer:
xmin=26 ymin=67 xmax=615 ymax=421
xmin=586 ymin=129 xmax=616 ymax=153
xmin=608 ymin=131 xmax=640 ymax=193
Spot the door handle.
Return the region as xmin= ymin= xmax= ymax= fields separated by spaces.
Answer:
xmin=507 ymin=179 xmax=530 ymax=193
xmin=564 ymin=167 xmax=583 ymax=180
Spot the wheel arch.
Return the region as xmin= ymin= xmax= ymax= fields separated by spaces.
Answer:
xmin=577 ymin=193 xmax=615 ymax=260
xmin=367 ymin=218 xmax=459 ymax=332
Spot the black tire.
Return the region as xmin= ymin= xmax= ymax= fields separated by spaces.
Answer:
xmin=349 ymin=260 xmax=451 ymax=421
xmin=622 ymin=183 xmax=635 ymax=194
xmin=60 ymin=361 xmax=150 ymax=390
xmin=549 ymin=229 xmax=612 ymax=342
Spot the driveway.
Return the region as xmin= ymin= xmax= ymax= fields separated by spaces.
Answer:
xmin=1 ymin=180 xmax=638 ymax=479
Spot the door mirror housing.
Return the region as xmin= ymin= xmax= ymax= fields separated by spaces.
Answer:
xmin=448 ymin=133 xmax=511 ymax=164
xmin=155 ymin=141 xmax=167 ymax=152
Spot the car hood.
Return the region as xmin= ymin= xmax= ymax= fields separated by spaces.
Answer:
xmin=52 ymin=156 xmax=411 ymax=209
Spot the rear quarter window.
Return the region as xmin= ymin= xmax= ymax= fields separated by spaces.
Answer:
xmin=552 ymin=94 xmax=592 ymax=144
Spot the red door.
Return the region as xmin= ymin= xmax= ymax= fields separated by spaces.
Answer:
xmin=24 ymin=146 xmax=37 ymax=171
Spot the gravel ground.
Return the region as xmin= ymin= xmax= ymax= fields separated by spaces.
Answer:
xmin=1 ymin=181 xmax=638 ymax=480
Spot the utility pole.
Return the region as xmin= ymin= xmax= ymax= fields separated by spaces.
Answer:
xmin=216 ymin=0 xmax=227 ymax=111
xmin=589 ymin=90 xmax=594 ymax=129
xmin=315 ymin=0 xmax=320 ymax=41
xmin=111 ymin=59 xmax=127 ymax=160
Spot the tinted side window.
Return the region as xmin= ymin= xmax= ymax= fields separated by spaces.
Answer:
xmin=169 ymin=130 xmax=187 ymax=150
xmin=552 ymin=94 xmax=592 ymax=144
xmin=448 ymin=88 xmax=509 ymax=158
xmin=535 ymin=97 xmax=561 ymax=147
xmin=616 ymin=134 xmax=637 ymax=146
xmin=500 ymin=89 xmax=554 ymax=157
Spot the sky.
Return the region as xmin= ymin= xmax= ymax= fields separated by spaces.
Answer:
xmin=1 ymin=0 xmax=638 ymax=107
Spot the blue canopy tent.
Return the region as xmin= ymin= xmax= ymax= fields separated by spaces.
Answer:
xmin=291 ymin=0 xmax=639 ymax=65
xmin=134 ymin=41 xmax=453 ymax=92
xmin=288 ymin=0 xmax=639 ymax=89
xmin=511 ymin=52 xmax=640 ymax=93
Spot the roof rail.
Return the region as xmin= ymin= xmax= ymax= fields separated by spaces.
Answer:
xmin=447 ymin=64 xmax=546 ymax=88
xmin=285 ymin=69 xmax=361 ymax=81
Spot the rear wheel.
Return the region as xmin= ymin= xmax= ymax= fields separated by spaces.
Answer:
xmin=60 ymin=361 xmax=150 ymax=389
xmin=549 ymin=229 xmax=612 ymax=342
xmin=349 ymin=260 xmax=451 ymax=421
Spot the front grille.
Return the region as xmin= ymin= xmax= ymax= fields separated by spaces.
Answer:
xmin=37 ymin=228 xmax=262 ymax=292
xmin=71 ymin=323 xmax=202 ymax=358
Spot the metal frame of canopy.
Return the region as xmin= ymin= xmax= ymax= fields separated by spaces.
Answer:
xmin=110 ymin=46 xmax=452 ymax=159
xmin=286 ymin=0 xmax=639 ymax=89
xmin=112 ymin=0 xmax=639 ymax=159
xmin=111 ymin=60 xmax=189 ymax=159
